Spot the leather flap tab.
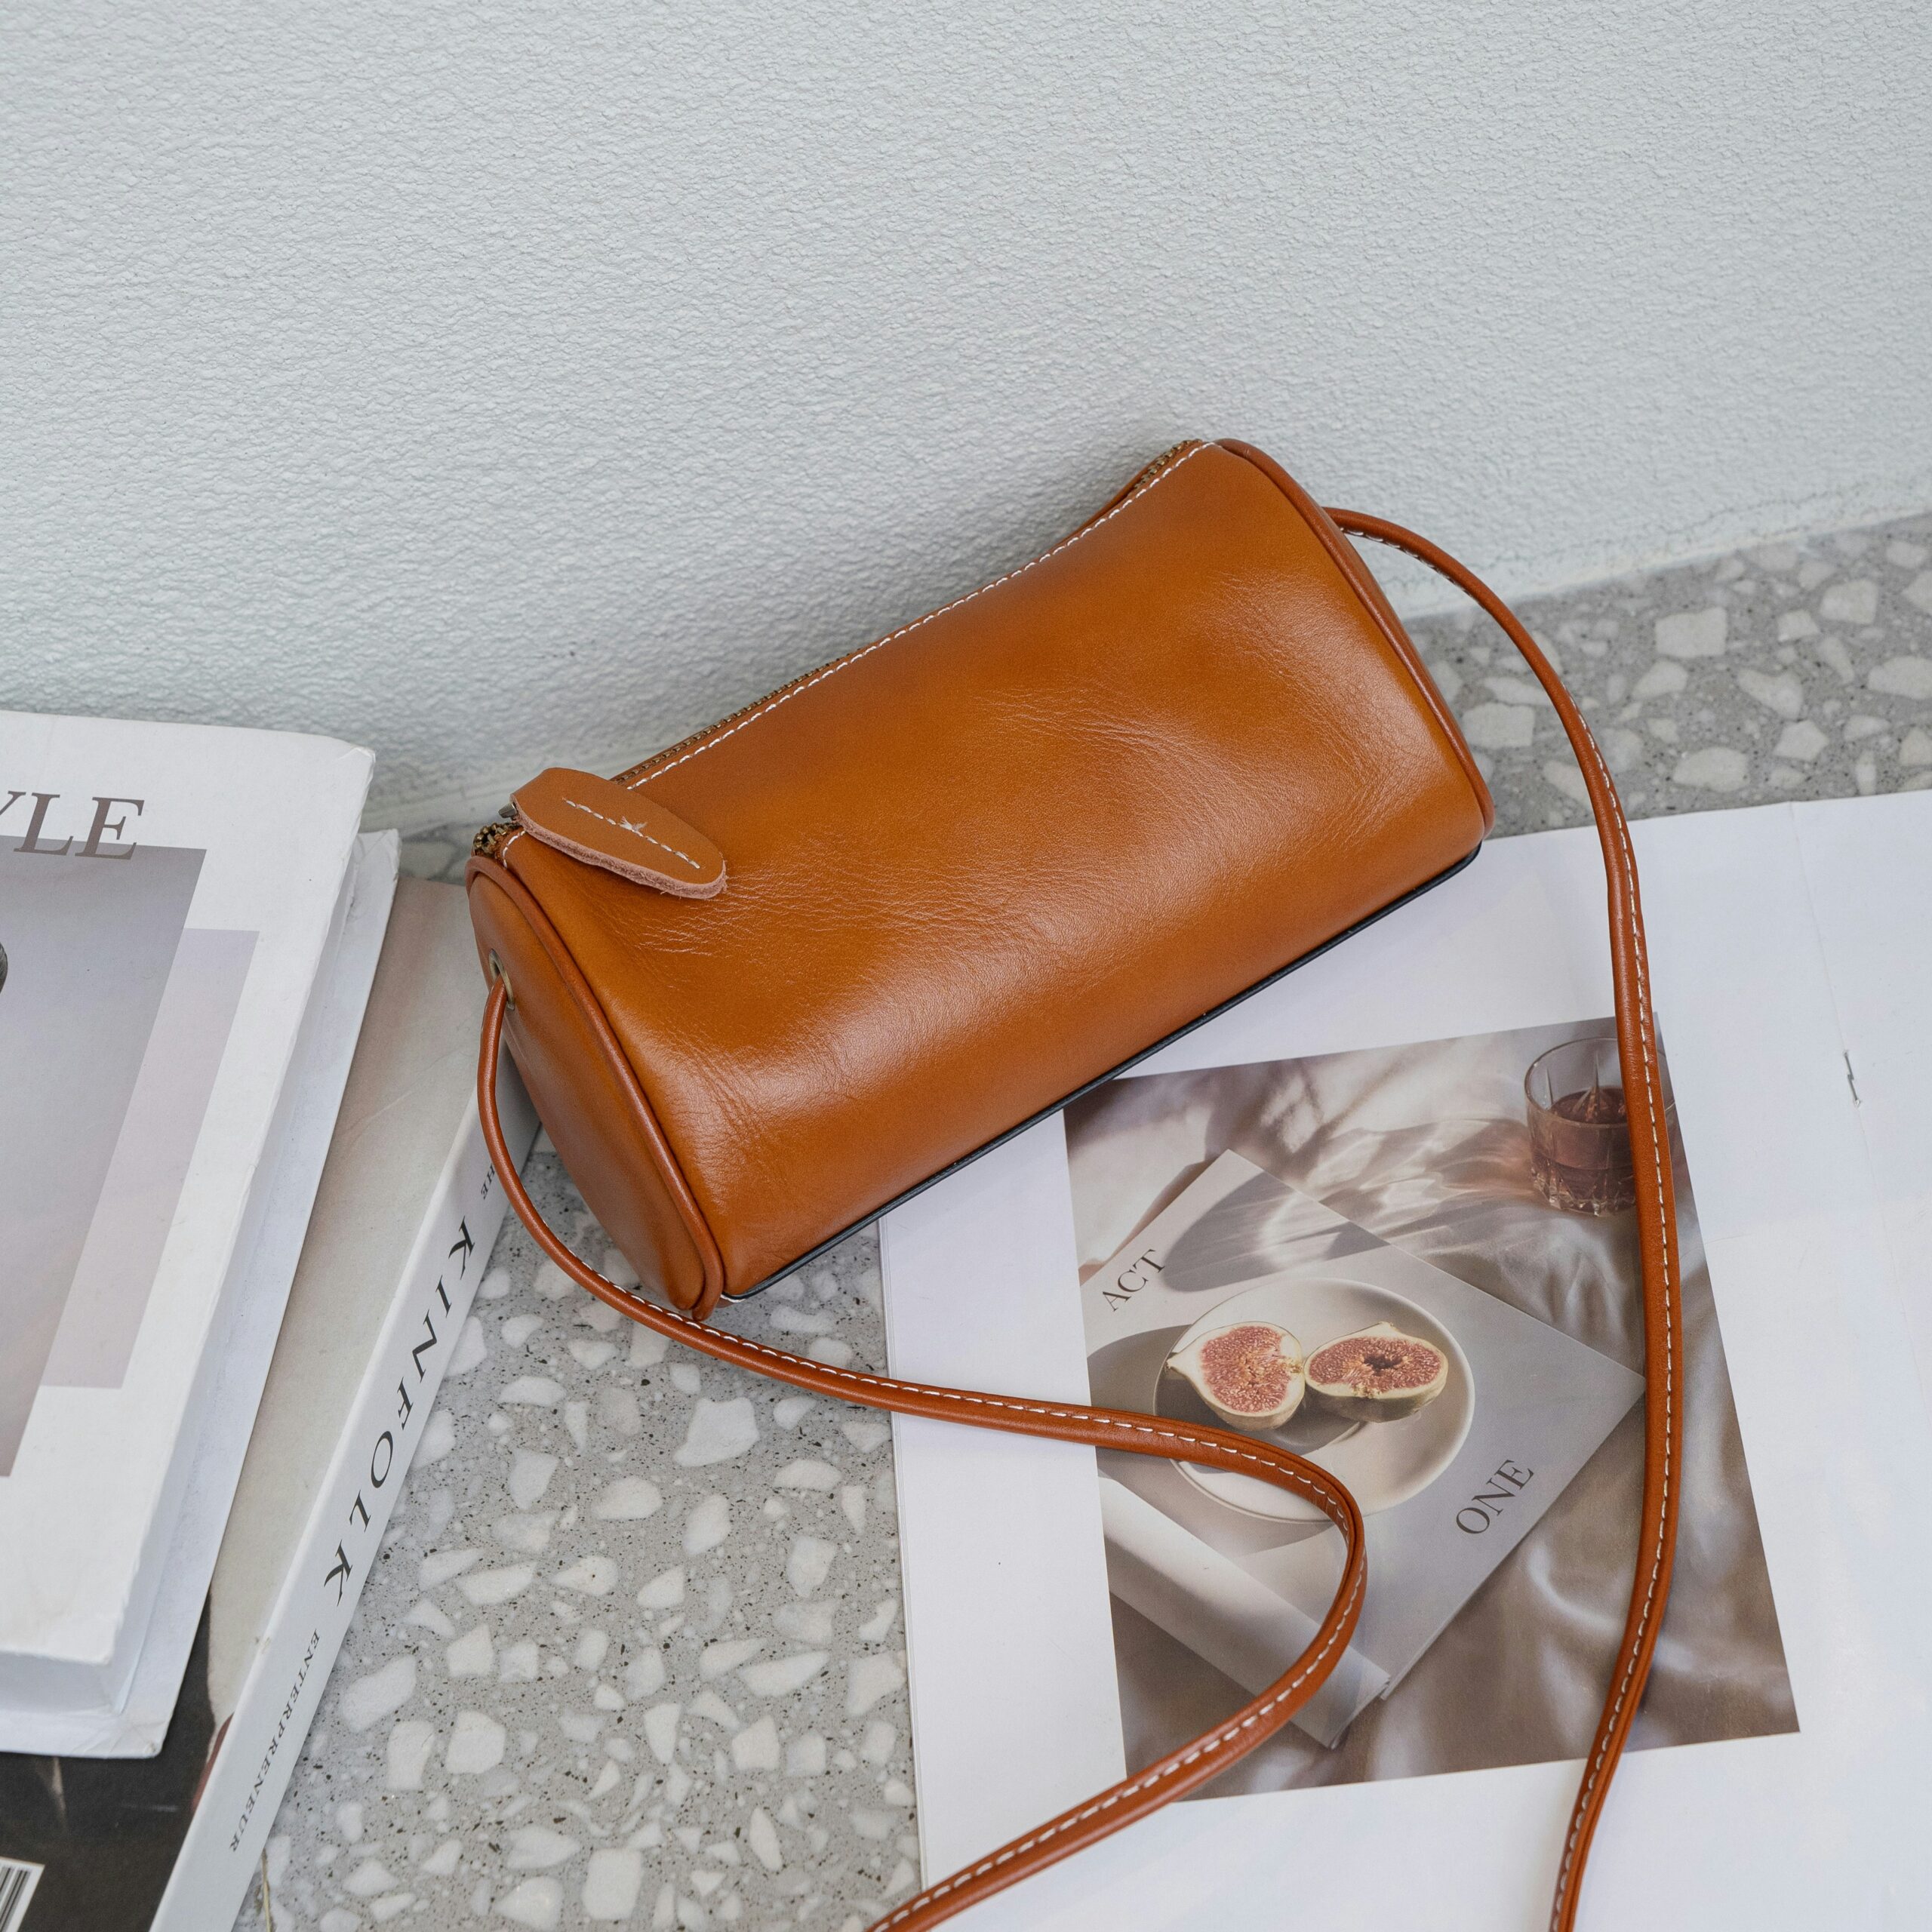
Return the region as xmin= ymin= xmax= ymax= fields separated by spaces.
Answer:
xmin=512 ymin=768 xmax=728 ymax=898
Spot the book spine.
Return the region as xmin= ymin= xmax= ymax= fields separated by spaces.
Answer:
xmin=149 ymin=1063 xmax=537 ymax=1932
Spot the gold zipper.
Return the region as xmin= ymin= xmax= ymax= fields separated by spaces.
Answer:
xmin=1117 ymin=438 xmax=1200 ymax=499
xmin=472 ymin=811 xmax=520 ymax=861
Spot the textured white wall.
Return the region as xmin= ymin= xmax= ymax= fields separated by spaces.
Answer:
xmin=6 ymin=4 xmax=1929 ymax=828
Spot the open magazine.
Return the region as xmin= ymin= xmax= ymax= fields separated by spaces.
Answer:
xmin=881 ymin=795 xmax=1932 ymax=1929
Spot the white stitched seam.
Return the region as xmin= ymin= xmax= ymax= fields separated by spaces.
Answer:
xmin=623 ymin=444 xmax=1211 ymax=791
xmin=559 ymin=796 xmax=706 ymax=872
xmin=494 ymin=1040 xmax=1366 ymax=1932
xmin=715 ymin=1314 xmax=1361 ymax=1925
xmin=561 ymin=1263 xmax=1367 ymax=1930
xmin=1546 ymin=723 xmax=1673 ymax=1932
xmin=668 ymin=1319 xmax=1347 ymax=1497
xmin=1337 ymin=528 xmax=1674 ymax=1932
xmin=499 ymin=1115 xmax=1353 ymax=1511
xmin=866 ymin=1559 xmax=1364 ymax=1930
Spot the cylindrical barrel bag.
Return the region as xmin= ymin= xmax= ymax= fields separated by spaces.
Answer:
xmin=467 ymin=438 xmax=1682 ymax=1932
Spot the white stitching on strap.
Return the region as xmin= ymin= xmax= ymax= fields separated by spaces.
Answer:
xmin=489 ymin=1012 xmax=1364 ymax=1932
xmin=869 ymin=1558 xmax=1365 ymax=1930
xmin=561 ymin=795 xmax=707 ymax=873
xmin=1546 ymin=718 xmax=1674 ymax=1932
xmin=624 ymin=444 xmax=1211 ymax=789
xmin=664 ymin=1313 xmax=1346 ymax=1500
xmin=548 ymin=1263 xmax=1369 ymax=1926
xmin=496 ymin=1014 xmax=1364 ymax=1931
xmin=483 ymin=1004 xmax=1346 ymax=1913
xmin=518 ymin=1214 xmax=1367 ymax=1858
xmin=1334 ymin=522 xmax=1675 ymax=1932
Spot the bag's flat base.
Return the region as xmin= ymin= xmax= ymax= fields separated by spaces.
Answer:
xmin=730 ymin=842 xmax=1484 ymax=1298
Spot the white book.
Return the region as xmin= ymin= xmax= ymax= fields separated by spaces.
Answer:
xmin=0 ymin=831 xmax=398 ymax=1755
xmin=881 ymin=795 xmax=1932 ymax=1928
xmin=0 ymin=715 xmax=372 ymax=1730
xmin=0 ymin=879 xmax=539 ymax=1932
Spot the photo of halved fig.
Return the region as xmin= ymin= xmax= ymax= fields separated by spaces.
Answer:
xmin=1304 ymin=1321 xmax=1449 ymax=1424
xmin=1154 ymin=1276 xmax=1472 ymax=1521
xmin=1165 ymin=1321 xmax=1306 ymax=1430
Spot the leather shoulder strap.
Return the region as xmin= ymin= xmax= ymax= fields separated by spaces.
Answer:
xmin=1326 ymin=508 xmax=1684 ymax=1932
xmin=475 ymin=512 xmax=1681 ymax=1932
xmin=478 ymin=985 xmax=1368 ymax=1930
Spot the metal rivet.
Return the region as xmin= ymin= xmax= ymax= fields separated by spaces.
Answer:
xmin=487 ymin=949 xmax=514 ymax=1007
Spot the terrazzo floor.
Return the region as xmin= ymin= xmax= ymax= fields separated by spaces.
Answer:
xmin=241 ymin=505 xmax=1932 ymax=1932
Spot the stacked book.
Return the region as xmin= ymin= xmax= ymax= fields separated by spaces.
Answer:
xmin=0 ymin=712 xmax=536 ymax=1932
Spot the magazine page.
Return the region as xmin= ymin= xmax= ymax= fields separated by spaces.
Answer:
xmin=881 ymin=800 xmax=1932 ymax=1929
xmin=1072 ymin=1017 xmax=1780 ymax=1786
xmin=0 ymin=713 xmax=371 ymax=1721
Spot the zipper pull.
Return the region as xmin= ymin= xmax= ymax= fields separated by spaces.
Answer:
xmin=510 ymin=768 xmax=728 ymax=898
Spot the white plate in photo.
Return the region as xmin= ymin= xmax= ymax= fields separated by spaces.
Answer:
xmin=1155 ymin=1275 xmax=1475 ymax=1521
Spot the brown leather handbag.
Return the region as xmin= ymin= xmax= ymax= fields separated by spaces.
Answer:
xmin=468 ymin=439 xmax=1681 ymax=1932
